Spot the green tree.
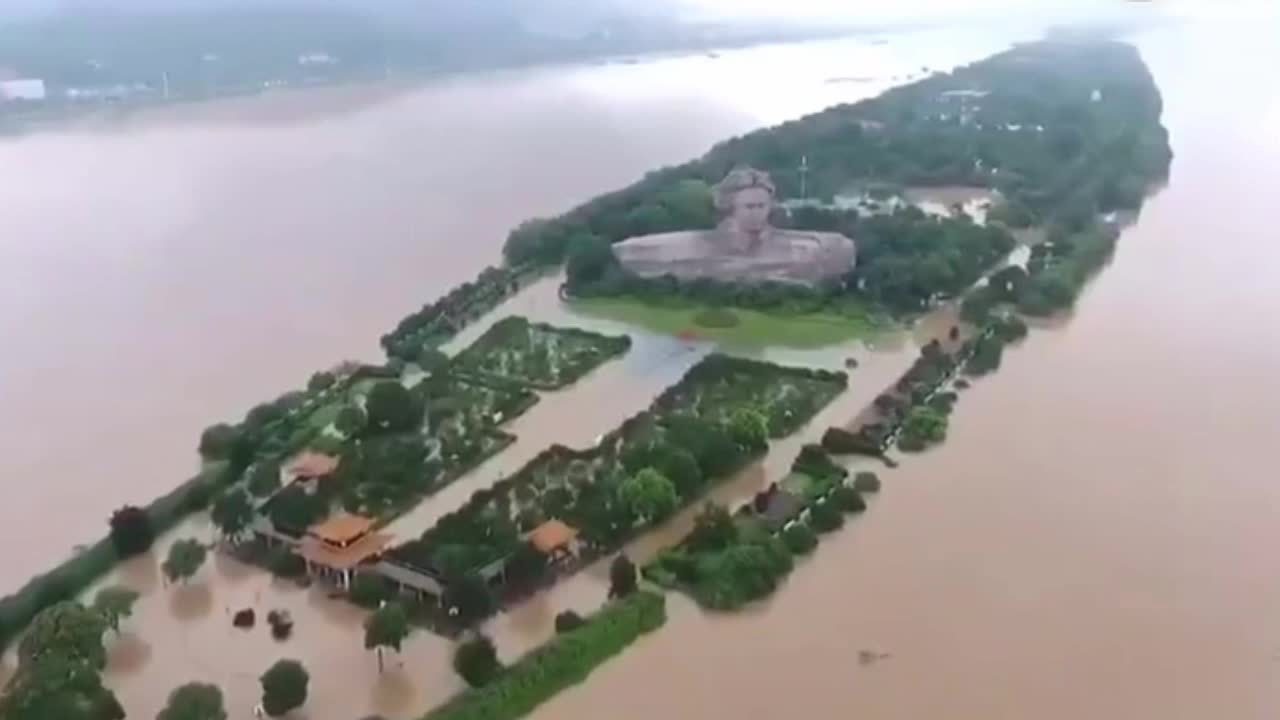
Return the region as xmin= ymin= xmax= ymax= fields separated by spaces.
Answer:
xmin=162 ymin=539 xmax=208 ymax=584
xmin=259 ymin=660 xmax=309 ymax=718
xmin=554 ymin=610 xmax=584 ymax=634
xmin=443 ymin=571 xmax=497 ymax=626
xmin=728 ymin=407 xmax=770 ymax=451
xmin=853 ymin=471 xmax=882 ymax=493
xmin=348 ymin=574 xmax=392 ymax=609
xmin=608 ymin=554 xmax=638 ymax=599
xmin=564 ymin=233 xmax=617 ymax=288
xmin=246 ymin=460 xmax=282 ymax=498
xmin=18 ymin=601 xmax=108 ymax=670
xmin=900 ymin=406 xmax=948 ymax=450
xmin=0 ymin=654 xmax=123 ymax=720
xmin=198 ymin=423 xmax=240 ymax=460
xmin=783 ymin=522 xmax=818 ymax=555
xmin=92 ymin=586 xmax=140 ymax=634
xmin=617 ymin=468 xmax=678 ymax=524
xmin=108 ymin=505 xmax=155 ymax=557
xmin=307 ymin=371 xmax=336 ymax=392
xmin=210 ymin=488 xmax=254 ymax=540
xmin=156 ymin=682 xmax=227 ymax=720
xmin=365 ymin=381 xmax=419 ymax=433
xmin=453 ymin=634 xmax=502 ymax=688
xmin=417 ymin=347 xmax=450 ymax=374
xmin=363 ymin=602 xmax=411 ymax=673
xmin=334 ymin=404 xmax=367 ymax=437
xmin=685 ymin=503 xmax=737 ymax=553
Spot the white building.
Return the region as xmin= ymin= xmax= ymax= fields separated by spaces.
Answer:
xmin=0 ymin=78 xmax=46 ymax=102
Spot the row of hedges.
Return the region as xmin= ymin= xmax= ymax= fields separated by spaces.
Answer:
xmin=423 ymin=591 xmax=666 ymax=720
xmin=381 ymin=265 xmax=536 ymax=362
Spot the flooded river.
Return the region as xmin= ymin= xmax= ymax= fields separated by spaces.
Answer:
xmin=0 ymin=27 xmax=1016 ymax=596
xmin=4 ymin=16 xmax=1277 ymax=720
xmin=529 ymin=22 xmax=1280 ymax=720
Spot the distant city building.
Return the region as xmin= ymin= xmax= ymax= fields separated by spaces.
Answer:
xmin=0 ymin=78 xmax=47 ymax=102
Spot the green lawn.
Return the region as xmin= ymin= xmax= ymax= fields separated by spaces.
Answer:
xmin=567 ymin=297 xmax=877 ymax=348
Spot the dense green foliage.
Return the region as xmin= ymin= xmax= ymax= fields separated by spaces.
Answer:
xmin=454 ymin=634 xmax=503 ymax=688
xmin=349 ymin=574 xmax=393 ymax=609
xmin=18 ymin=601 xmax=109 ymax=670
xmin=156 ymin=682 xmax=228 ymax=720
xmin=260 ymin=660 xmax=309 ymax=718
xmin=853 ymin=471 xmax=882 ymax=493
xmin=608 ymin=555 xmax=639 ymax=600
xmin=211 ymin=488 xmax=254 ymax=539
xmin=108 ymin=505 xmax=156 ymax=557
xmin=162 ymin=539 xmax=208 ymax=584
xmin=424 ymin=592 xmax=666 ymax=720
xmin=898 ymin=406 xmax=949 ymax=452
xmin=782 ymin=522 xmax=819 ymax=555
xmin=91 ymin=586 xmax=139 ymax=634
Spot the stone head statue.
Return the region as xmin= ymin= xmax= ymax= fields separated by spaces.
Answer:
xmin=714 ymin=166 xmax=776 ymax=237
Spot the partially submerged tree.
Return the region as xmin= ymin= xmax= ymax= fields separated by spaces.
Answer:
xmin=162 ymin=539 xmax=208 ymax=584
xmin=364 ymin=603 xmax=411 ymax=673
xmin=18 ymin=601 xmax=109 ymax=670
xmin=210 ymin=488 xmax=254 ymax=541
xmin=259 ymin=660 xmax=309 ymax=718
xmin=452 ymin=634 xmax=502 ymax=688
xmin=108 ymin=505 xmax=155 ymax=557
xmin=156 ymin=682 xmax=228 ymax=720
xmin=92 ymin=586 xmax=140 ymax=634
xmin=608 ymin=554 xmax=638 ymax=599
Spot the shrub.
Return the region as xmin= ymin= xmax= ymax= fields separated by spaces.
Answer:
xmin=608 ymin=555 xmax=638 ymax=599
xmin=831 ymin=486 xmax=867 ymax=514
xmin=853 ymin=471 xmax=882 ymax=493
xmin=349 ymin=574 xmax=392 ymax=609
xmin=820 ymin=426 xmax=879 ymax=456
xmin=453 ymin=634 xmax=503 ymax=688
xmin=267 ymin=547 xmax=306 ymax=579
xmin=554 ymin=610 xmax=585 ymax=634
xmin=782 ymin=522 xmax=818 ymax=555
xmin=809 ymin=501 xmax=844 ymax=533
xmin=425 ymin=592 xmax=666 ymax=720
xmin=691 ymin=537 xmax=793 ymax=610
xmin=108 ymin=506 xmax=155 ymax=558
xmin=260 ymin=660 xmax=309 ymax=718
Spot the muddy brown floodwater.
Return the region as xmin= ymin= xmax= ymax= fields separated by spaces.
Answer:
xmin=529 ymin=22 xmax=1280 ymax=720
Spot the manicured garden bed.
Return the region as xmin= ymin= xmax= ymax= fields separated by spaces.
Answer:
xmin=386 ymin=354 xmax=847 ymax=615
xmin=451 ymin=316 xmax=631 ymax=390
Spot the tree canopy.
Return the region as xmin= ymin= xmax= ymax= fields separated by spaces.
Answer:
xmin=108 ymin=505 xmax=155 ymax=557
xmin=608 ymin=555 xmax=638 ymax=599
xmin=617 ymin=468 xmax=678 ymax=524
xmin=162 ymin=539 xmax=208 ymax=584
xmin=18 ymin=601 xmax=109 ymax=671
xmin=453 ymin=634 xmax=503 ymax=688
xmin=260 ymin=660 xmax=309 ymax=718
xmin=91 ymin=586 xmax=139 ymax=634
xmin=156 ymin=682 xmax=228 ymax=720
xmin=364 ymin=602 xmax=411 ymax=672
xmin=211 ymin=488 xmax=254 ymax=539
xmin=365 ymin=381 xmax=420 ymax=433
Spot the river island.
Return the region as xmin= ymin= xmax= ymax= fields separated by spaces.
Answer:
xmin=0 ymin=38 xmax=1171 ymax=720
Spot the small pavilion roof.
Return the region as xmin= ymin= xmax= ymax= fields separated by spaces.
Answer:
xmin=298 ymin=530 xmax=391 ymax=571
xmin=528 ymin=519 xmax=579 ymax=554
xmin=307 ymin=513 xmax=375 ymax=546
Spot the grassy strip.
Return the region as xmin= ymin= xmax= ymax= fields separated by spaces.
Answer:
xmin=568 ymin=296 xmax=878 ymax=348
xmin=424 ymin=591 xmax=666 ymax=720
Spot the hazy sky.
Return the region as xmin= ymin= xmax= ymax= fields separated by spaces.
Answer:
xmin=674 ymin=0 xmax=1278 ymax=24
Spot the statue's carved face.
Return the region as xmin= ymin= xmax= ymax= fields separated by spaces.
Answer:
xmin=730 ymin=187 xmax=772 ymax=234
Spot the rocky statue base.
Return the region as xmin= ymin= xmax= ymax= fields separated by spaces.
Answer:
xmin=612 ymin=167 xmax=856 ymax=287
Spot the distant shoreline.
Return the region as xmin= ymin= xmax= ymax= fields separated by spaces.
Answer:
xmin=0 ymin=28 xmax=860 ymax=137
